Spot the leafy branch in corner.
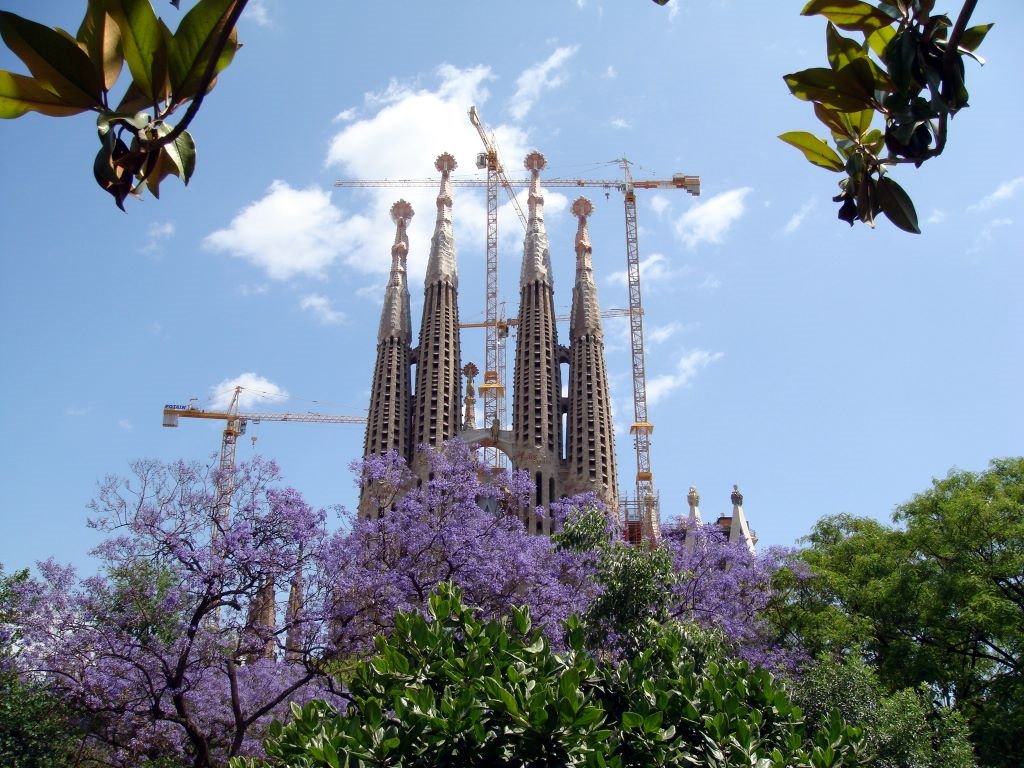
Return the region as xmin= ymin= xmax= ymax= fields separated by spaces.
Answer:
xmin=0 ymin=0 xmax=247 ymax=209
xmin=780 ymin=0 xmax=991 ymax=233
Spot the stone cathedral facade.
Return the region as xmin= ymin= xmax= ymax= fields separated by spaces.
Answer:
xmin=360 ymin=152 xmax=618 ymax=530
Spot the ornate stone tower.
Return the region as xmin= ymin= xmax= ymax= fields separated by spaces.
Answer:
xmin=360 ymin=201 xmax=415 ymax=518
xmin=363 ymin=201 xmax=414 ymax=462
xmin=564 ymin=197 xmax=618 ymax=506
xmin=411 ymin=153 xmax=462 ymax=466
xmin=510 ymin=151 xmax=563 ymax=532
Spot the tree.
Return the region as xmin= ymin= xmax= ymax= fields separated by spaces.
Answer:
xmin=792 ymin=654 xmax=977 ymax=768
xmin=332 ymin=442 xmax=595 ymax=655
xmin=232 ymin=582 xmax=871 ymax=768
xmin=783 ymin=458 xmax=1024 ymax=768
xmin=0 ymin=0 xmax=246 ymax=208
xmin=6 ymin=458 xmax=344 ymax=768
xmin=780 ymin=0 xmax=992 ymax=233
xmin=0 ymin=566 xmax=87 ymax=768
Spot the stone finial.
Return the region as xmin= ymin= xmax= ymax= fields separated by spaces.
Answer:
xmin=389 ymin=200 xmax=413 ymax=256
xmin=462 ymin=362 xmax=478 ymax=431
xmin=435 ymin=152 xmax=458 ymax=175
xmin=520 ymin=151 xmax=552 ymax=288
xmin=731 ymin=484 xmax=744 ymax=507
xmin=426 ymin=153 xmax=458 ymax=286
xmin=687 ymin=486 xmax=700 ymax=509
xmin=572 ymin=197 xmax=594 ymax=253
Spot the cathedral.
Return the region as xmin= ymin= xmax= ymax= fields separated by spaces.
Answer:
xmin=359 ymin=150 xmax=755 ymax=550
xmin=360 ymin=151 xmax=617 ymax=531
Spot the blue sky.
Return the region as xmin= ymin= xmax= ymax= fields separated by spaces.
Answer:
xmin=1 ymin=0 xmax=1021 ymax=573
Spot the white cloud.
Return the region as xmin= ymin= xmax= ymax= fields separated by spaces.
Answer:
xmin=646 ymin=349 xmax=723 ymax=406
xmin=606 ymin=252 xmax=684 ymax=288
xmin=610 ymin=117 xmax=630 ymax=130
xmin=647 ymin=322 xmax=684 ymax=345
xmin=66 ymin=406 xmax=92 ymax=417
xmin=210 ymin=374 xmax=289 ymax=411
xmin=783 ymin=198 xmax=815 ymax=234
xmin=326 ymin=64 xmax=543 ymax=280
xmin=926 ymin=209 xmax=947 ymax=225
xmin=508 ymin=45 xmax=580 ymax=121
xmin=698 ymin=273 xmax=721 ymax=292
xmin=649 ymin=194 xmax=670 ymax=218
xmin=142 ymin=220 xmax=174 ymax=255
xmin=334 ymin=107 xmax=357 ymax=122
xmin=605 ymin=65 xmax=617 ymax=79
xmin=968 ymin=217 xmax=1014 ymax=253
xmin=300 ymin=293 xmax=346 ymax=325
xmin=968 ymin=176 xmax=1024 ymax=211
xmin=673 ymin=187 xmax=752 ymax=249
xmin=245 ymin=0 xmax=271 ymax=27
xmin=118 ymin=419 xmax=133 ymax=430
xmin=204 ymin=181 xmax=372 ymax=281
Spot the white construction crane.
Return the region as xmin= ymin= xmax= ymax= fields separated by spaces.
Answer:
xmin=335 ymin=156 xmax=700 ymax=542
xmin=162 ymin=386 xmax=366 ymax=523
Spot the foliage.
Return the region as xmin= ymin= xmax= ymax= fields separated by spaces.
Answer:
xmin=555 ymin=500 xmax=675 ymax=658
xmin=1 ymin=566 xmax=86 ymax=768
xmin=0 ymin=0 xmax=246 ymax=208
xmin=5 ymin=458 xmax=343 ymax=768
xmin=780 ymin=0 xmax=992 ymax=233
xmin=792 ymin=654 xmax=976 ymax=768
xmin=786 ymin=457 xmax=1024 ymax=768
xmin=335 ymin=442 xmax=595 ymax=653
xmin=233 ymin=582 xmax=871 ymax=768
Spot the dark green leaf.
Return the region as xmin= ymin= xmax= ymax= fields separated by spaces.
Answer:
xmin=825 ymin=23 xmax=864 ymax=71
xmin=105 ymin=0 xmax=168 ymax=104
xmin=958 ymin=23 xmax=993 ymax=53
xmin=876 ymin=175 xmax=920 ymax=233
xmin=0 ymin=70 xmax=88 ymax=117
xmin=779 ymin=131 xmax=846 ymax=172
xmin=170 ymin=0 xmax=240 ymax=102
xmin=0 ymin=11 xmax=104 ymax=109
xmin=865 ymin=25 xmax=895 ymax=57
xmin=783 ymin=67 xmax=874 ymax=112
xmin=800 ymin=0 xmax=897 ymax=33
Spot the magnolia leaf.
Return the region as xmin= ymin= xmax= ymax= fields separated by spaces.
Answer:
xmin=76 ymin=0 xmax=122 ymax=91
xmin=784 ymin=67 xmax=875 ymax=112
xmin=866 ymin=25 xmax=896 ymax=58
xmin=779 ymin=131 xmax=846 ymax=171
xmin=153 ymin=122 xmax=196 ymax=184
xmin=877 ymin=176 xmax=921 ymax=233
xmin=0 ymin=69 xmax=89 ymax=117
xmin=96 ymin=108 xmax=150 ymax=136
xmin=170 ymin=0 xmax=240 ymax=102
xmin=800 ymin=0 xmax=896 ymax=33
xmin=116 ymin=79 xmax=150 ymax=113
xmin=958 ymin=23 xmax=993 ymax=53
xmin=0 ymin=11 xmax=104 ymax=109
xmin=105 ymin=0 xmax=168 ymax=104
xmin=825 ymin=23 xmax=864 ymax=71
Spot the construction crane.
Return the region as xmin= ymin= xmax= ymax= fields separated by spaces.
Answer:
xmin=467 ymin=105 xmax=527 ymax=468
xmin=162 ymin=386 xmax=367 ymax=524
xmin=336 ymin=158 xmax=700 ymax=542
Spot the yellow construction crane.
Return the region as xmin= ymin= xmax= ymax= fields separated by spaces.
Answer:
xmin=335 ymin=156 xmax=700 ymax=542
xmin=162 ymin=386 xmax=366 ymax=523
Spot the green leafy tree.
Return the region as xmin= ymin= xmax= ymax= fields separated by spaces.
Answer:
xmin=0 ymin=0 xmax=245 ymax=208
xmin=783 ymin=458 xmax=1024 ymax=768
xmin=780 ymin=0 xmax=992 ymax=233
xmin=792 ymin=654 xmax=976 ymax=768
xmin=232 ymin=582 xmax=871 ymax=768
xmin=0 ymin=566 xmax=85 ymax=768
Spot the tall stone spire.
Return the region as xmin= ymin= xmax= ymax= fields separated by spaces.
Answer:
xmin=512 ymin=151 xmax=563 ymax=532
xmin=411 ymin=153 xmax=462 ymax=459
xmin=360 ymin=201 xmax=415 ymax=518
xmin=729 ymin=485 xmax=756 ymax=554
xmin=565 ymin=197 xmax=618 ymax=509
